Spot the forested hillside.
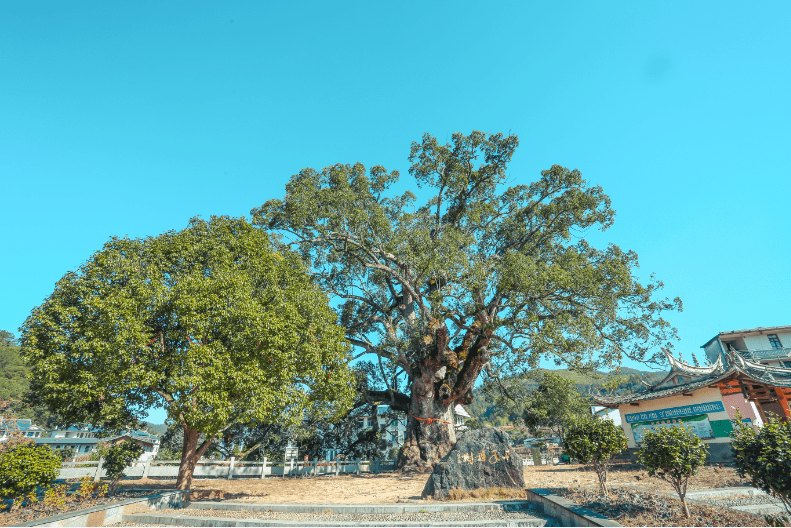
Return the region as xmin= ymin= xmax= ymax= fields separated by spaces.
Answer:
xmin=0 ymin=330 xmax=58 ymax=427
xmin=468 ymin=367 xmax=667 ymax=426
xmin=0 ymin=343 xmax=28 ymax=401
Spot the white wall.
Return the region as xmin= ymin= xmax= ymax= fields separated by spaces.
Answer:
xmin=617 ymin=387 xmax=729 ymax=448
xmin=744 ymin=331 xmax=791 ymax=351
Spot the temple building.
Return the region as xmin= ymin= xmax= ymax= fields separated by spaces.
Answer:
xmin=592 ymin=325 xmax=791 ymax=463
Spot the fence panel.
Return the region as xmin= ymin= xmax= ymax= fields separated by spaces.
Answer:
xmin=57 ymin=458 xmax=397 ymax=480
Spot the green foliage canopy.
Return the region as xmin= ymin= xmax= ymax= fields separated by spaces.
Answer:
xmin=564 ymin=415 xmax=627 ymax=494
xmin=522 ymin=371 xmax=591 ymax=442
xmin=471 ymin=367 xmax=665 ymax=427
xmin=731 ymin=413 xmax=791 ymax=512
xmin=252 ymin=130 xmax=681 ymax=417
xmin=637 ymin=426 xmax=708 ymax=518
xmin=20 ymin=216 xmax=356 ymax=488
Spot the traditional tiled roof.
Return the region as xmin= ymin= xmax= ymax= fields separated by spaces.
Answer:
xmin=593 ymin=350 xmax=791 ymax=408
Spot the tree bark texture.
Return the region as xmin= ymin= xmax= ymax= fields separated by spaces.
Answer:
xmin=175 ymin=425 xmax=214 ymax=490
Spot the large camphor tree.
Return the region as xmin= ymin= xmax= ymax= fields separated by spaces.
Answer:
xmin=20 ymin=216 xmax=355 ymax=489
xmin=252 ymin=131 xmax=681 ymax=471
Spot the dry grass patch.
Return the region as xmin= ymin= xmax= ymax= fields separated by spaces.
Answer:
xmin=524 ymin=464 xmax=748 ymax=493
xmin=445 ymin=487 xmax=529 ymax=501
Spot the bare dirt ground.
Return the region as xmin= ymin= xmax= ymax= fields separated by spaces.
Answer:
xmin=119 ymin=464 xmax=750 ymax=504
xmin=523 ymin=464 xmax=748 ymax=494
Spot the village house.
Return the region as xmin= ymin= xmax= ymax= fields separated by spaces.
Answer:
xmin=0 ymin=418 xmax=47 ymax=442
xmin=593 ymin=324 xmax=791 ymax=463
xmin=36 ymin=428 xmax=160 ymax=460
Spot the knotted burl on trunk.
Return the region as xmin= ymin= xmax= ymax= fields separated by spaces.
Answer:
xmin=422 ymin=427 xmax=525 ymax=500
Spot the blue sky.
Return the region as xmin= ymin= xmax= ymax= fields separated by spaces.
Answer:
xmin=2 ymin=2 xmax=789 ymax=424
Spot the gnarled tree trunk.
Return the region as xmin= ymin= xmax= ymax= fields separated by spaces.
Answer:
xmin=397 ymin=370 xmax=457 ymax=472
xmin=392 ymin=322 xmax=491 ymax=472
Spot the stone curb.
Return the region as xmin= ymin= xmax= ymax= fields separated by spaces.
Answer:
xmin=122 ymin=513 xmax=547 ymax=527
xmin=185 ymin=500 xmax=537 ymax=514
xmin=11 ymin=490 xmax=188 ymax=527
xmin=732 ymin=503 xmax=787 ymax=515
xmin=685 ymin=486 xmax=768 ymax=499
xmin=123 ymin=500 xmax=549 ymax=527
xmin=525 ymin=489 xmax=621 ymax=527
xmin=124 ymin=492 xmax=620 ymax=527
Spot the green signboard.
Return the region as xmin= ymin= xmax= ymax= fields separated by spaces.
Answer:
xmin=632 ymin=414 xmax=715 ymax=444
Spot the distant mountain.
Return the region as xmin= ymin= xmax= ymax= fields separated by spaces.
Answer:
xmin=612 ymin=366 xmax=666 ymax=377
xmin=468 ymin=366 xmax=668 ymax=424
xmin=141 ymin=422 xmax=168 ymax=436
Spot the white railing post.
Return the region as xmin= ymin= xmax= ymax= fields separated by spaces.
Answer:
xmin=228 ymin=457 xmax=235 ymax=479
xmin=289 ymin=457 xmax=294 ymax=477
xmin=94 ymin=457 xmax=105 ymax=482
xmin=313 ymin=458 xmax=318 ymax=477
xmin=142 ymin=457 xmax=153 ymax=479
xmin=334 ymin=458 xmax=339 ymax=477
xmin=260 ymin=456 xmax=267 ymax=479
xmin=356 ymin=458 xmax=360 ymax=475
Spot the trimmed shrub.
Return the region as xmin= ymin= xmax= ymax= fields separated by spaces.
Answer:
xmin=564 ymin=415 xmax=627 ymax=495
xmin=731 ymin=413 xmax=791 ymax=512
xmin=103 ymin=441 xmax=144 ymax=494
xmin=52 ymin=447 xmax=76 ymax=461
xmin=0 ymin=444 xmax=62 ymax=510
xmin=637 ymin=425 xmax=708 ymax=518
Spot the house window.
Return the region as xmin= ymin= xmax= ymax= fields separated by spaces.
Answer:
xmin=769 ymin=334 xmax=783 ymax=349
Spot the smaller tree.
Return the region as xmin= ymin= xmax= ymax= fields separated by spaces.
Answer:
xmin=102 ymin=441 xmax=144 ymax=494
xmin=637 ymin=426 xmax=708 ymax=518
xmin=523 ymin=371 xmax=591 ymax=444
xmin=564 ymin=415 xmax=627 ymax=495
xmin=52 ymin=447 xmax=76 ymax=461
xmin=0 ymin=444 xmax=62 ymax=511
xmin=731 ymin=412 xmax=791 ymax=512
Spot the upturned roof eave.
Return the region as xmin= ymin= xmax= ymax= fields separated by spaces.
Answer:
xmin=592 ymin=364 xmax=791 ymax=408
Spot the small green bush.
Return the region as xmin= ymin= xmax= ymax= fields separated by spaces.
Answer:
xmin=637 ymin=425 xmax=708 ymax=518
xmin=731 ymin=413 xmax=791 ymax=512
xmin=52 ymin=447 xmax=76 ymax=461
xmin=564 ymin=415 xmax=627 ymax=495
xmin=103 ymin=441 xmax=143 ymax=494
xmin=0 ymin=444 xmax=62 ymax=509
